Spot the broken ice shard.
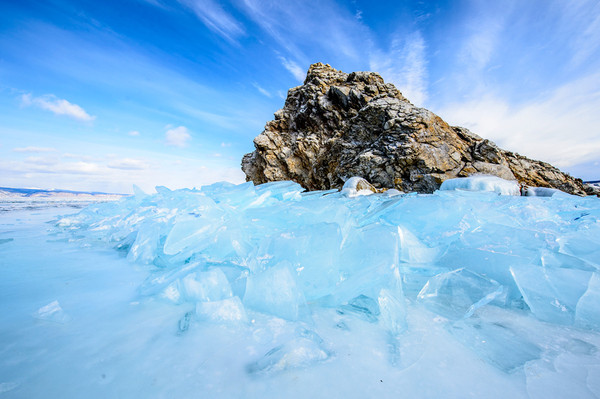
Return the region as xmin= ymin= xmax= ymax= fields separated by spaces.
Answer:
xmin=243 ymin=261 xmax=308 ymax=321
xmin=338 ymin=294 xmax=380 ymax=323
xmin=575 ymin=273 xmax=600 ymax=330
xmin=246 ymin=335 xmax=330 ymax=375
xmin=127 ymin=222 xmax=160 ymax=264
xmin=378 ymin=288 xmax=407 ymax=335
xmin=439 ymin=175 xmax=521 ymax=195
xmin=417 ymin=268 xmax=503 ymax=320
xmin=510 ymin=264 xmax=592 ymax=325
xmin=451 ymin=318 xmax=541 ymax=373
xmin=182 ymin=269 xmax=233 ymax=303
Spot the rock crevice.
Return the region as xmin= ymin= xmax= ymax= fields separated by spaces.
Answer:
xmin=242 ymin=63 xmax=587 ymax=195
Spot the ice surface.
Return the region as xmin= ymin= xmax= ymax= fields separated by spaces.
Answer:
xmin=196 ymin=296 xmax=248 ymax=323
xmin=439 ymin=175 xmax=521 ymax=195
xmin=2 ymin=182 xmax=600 ymax=398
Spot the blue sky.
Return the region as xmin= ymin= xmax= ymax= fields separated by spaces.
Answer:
xmin=1 ymin=0 xmax=599 ymax=193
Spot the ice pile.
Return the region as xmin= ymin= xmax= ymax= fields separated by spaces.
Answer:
xmin=55 ymin=176 xmax=600 ymax=380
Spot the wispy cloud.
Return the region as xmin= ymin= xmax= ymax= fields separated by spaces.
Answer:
xmin=128 ymin=130 xmax=141 ymax=137
xmin=179 ymin=0 xmax=245 ymax=43
xmin=21 ymin=94 xmax=95 ymax=122
xmin=238 ymin=0 xmax=364 ymax=63
xmin=459 ymin=19 xmax=503 ymax=73
xmin=447 ymin=1 xmax=514 ymax=98
xmin=252 ymin=83 xmax=271 ymax=97
xmin=558 ymin=0 xmax=600 ymax=69
xmin=165 ymin=126 xmax=191 ymax=147
xmin=12 ymin=146 xmax=57 ymax=153
xmin=278 ymin=56 xmax=305 ymax=82
xmin=437 ymin=72 xmax=600 ymax=174
xmin=369 ymin=31 xmax=428 ymax=106
xmin=0 ymin=152 xmax=245 ymax=193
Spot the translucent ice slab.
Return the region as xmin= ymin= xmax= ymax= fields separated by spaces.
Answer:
xmin=576 ymin=273 xmax=600 ymax=330
xmin=417 ymin=268 xmax=504 ymax=320
xmin=510 ymin=264 xmax=592 ymax=324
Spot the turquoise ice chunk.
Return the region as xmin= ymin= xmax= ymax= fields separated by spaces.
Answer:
xmin=244 ymin=261 xmax=308 ymax=321
xmin=182 ymin=269 xmax=233 ymax=302
xmin=575 ymin=273 xmax=600 ymax=330
xmin=338 ymin=295 xmax=380 ymax=322
xmin=417 ymin=268 xmax=503 ymax=320
xmin=254 ymin=180 xmax=304 ymax=201
xmin=378 ymin=287 xmax=408 ymax=335
xmin=451 ymin=318 xmax=541 ymax=373
xmin=510 ymin=264 xmax=592 ymax=324
xmin=439 ymin=175 xmax=520 ymax=195
xmin=246 ymin=333 xmax=330 ymax=375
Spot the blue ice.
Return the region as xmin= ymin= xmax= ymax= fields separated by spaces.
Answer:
xmin=3 ymin=177 xmax=598 ymax=397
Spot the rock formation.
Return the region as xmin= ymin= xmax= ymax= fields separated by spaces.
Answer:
xmin=242 ymin=63 xmax=587 ymax=195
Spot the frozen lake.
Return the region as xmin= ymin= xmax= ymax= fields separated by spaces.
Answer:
xmin=1 ymin=179 xmax=600 ymax=398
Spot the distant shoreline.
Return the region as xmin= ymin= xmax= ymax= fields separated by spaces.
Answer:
xmin=0 ymin=186 xmax=127 ymax=199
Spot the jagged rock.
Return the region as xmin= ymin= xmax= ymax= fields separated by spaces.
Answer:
xmin=242 ymin=63 xmax=587 ymax=195
xmin=584 ymin=182 xmax=600 ymax=197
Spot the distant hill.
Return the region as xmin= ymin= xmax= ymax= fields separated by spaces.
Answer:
xmin=0 ymin=187 xmax=126 ymax=200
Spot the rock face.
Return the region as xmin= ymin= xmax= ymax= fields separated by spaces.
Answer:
xmin=242 ymin=63 xmax=587 ymax=195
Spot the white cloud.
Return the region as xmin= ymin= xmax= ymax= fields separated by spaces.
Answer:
xmin=252 ymin=83 xmax=271 ymax=97
xmin=107 ymin=158 xmax=150 ymax=170
xmin=446 ymin=2 xmax=514 ymax=97
xmin=12 ymin=146 xmax=57 ymax=153
xmin=179 ymin=0 xmax=245 ymax=43
xmin=369 ymin=31 xmax=428 ymax=106
xmin=165 ymin=126 xmax=191 ymax=147
xmin=278 ymin=56 xmax=305 ymax=82
xmin=220 ymin=142 xmax=231 ymax=147
xmin=437 ymin=72 xmax=600 ymax=172
xmin=21 ymin=94 xmax=95 ymax=122
xmin=555 ymin=0 xmax=600 ymax=68
xmin=128 ymin=130 xmax=141 ymax=136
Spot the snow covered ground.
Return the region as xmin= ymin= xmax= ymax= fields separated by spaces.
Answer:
xmin=1 ymin=178 xmax=600 ymax=398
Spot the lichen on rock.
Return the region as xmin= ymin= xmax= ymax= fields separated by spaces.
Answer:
xmin=242 ymin=63 xmax=587 ymax=195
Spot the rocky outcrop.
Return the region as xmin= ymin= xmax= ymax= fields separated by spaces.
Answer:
xmin=242 ymin=63 xmax=587 ymax=195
